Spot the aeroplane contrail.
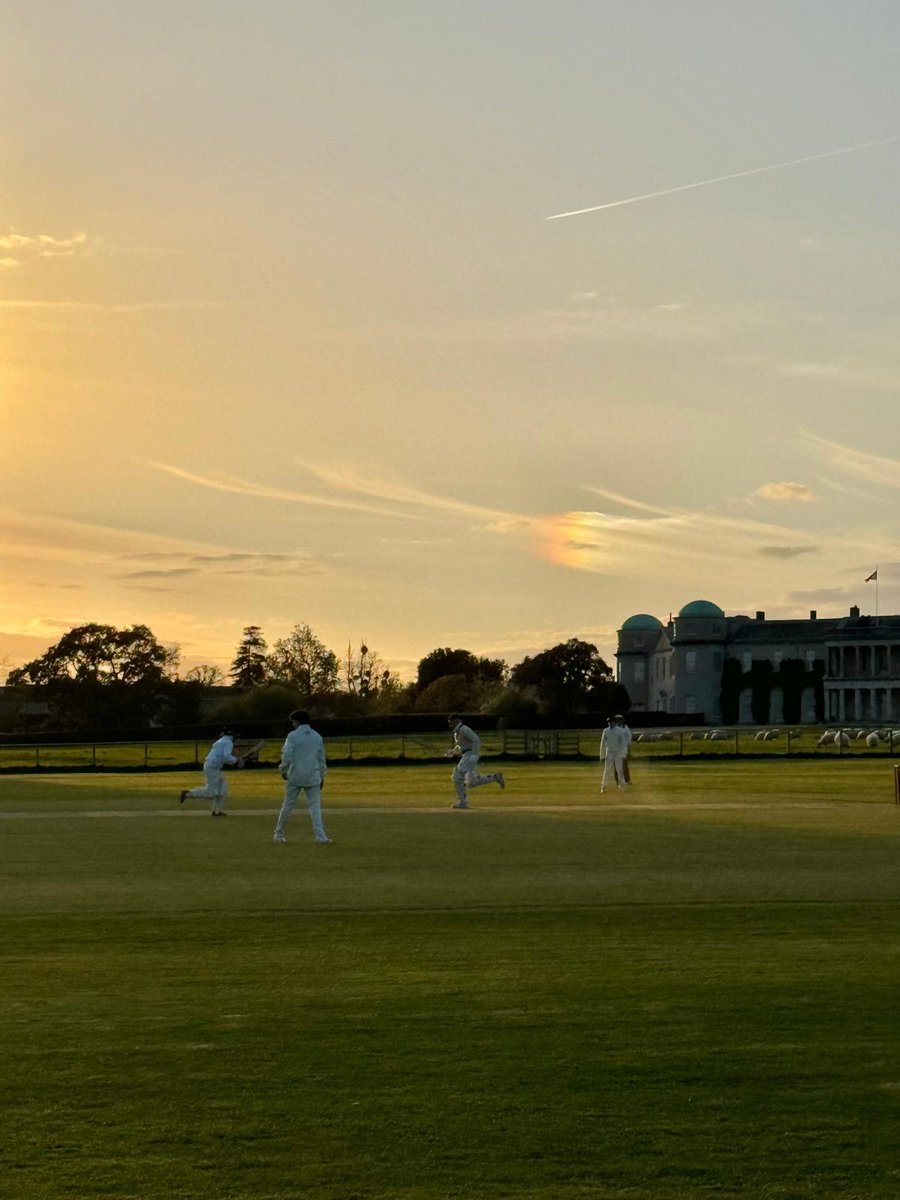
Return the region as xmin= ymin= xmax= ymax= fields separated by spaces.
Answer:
xmin=546 ymin=135 xmax=899 ymax=220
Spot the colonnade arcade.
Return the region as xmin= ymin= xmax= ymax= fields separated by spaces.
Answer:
xmin=825 ymin=640 xmax=900 ymax=724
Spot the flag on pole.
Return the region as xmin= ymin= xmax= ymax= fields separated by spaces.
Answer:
xmin=865 ymin=569 xmax=878 ymax=582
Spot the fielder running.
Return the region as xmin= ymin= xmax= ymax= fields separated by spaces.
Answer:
xmin=445 ymin=714 xmax=505 ymax=809
xmin=180 ymin=729 xmax=243 ymax=816
xmin=273 ymin=709 xmax=331 ymax=844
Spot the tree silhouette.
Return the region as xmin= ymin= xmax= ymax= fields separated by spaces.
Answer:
xmin=229 ymin=626 xmax=269 ymax=687
xmin=8 ymin=623 xmax=178 ymax=730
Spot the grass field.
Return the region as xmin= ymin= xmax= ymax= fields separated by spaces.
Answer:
xmin=2 ymin=758 xmax=900 ymax=1199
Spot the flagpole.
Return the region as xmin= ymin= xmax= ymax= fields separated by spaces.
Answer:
xmin=866 ymin=567 xmax=879 ymax=620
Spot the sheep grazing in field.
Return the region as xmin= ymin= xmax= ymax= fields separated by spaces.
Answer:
xmin=835 ymin=730 xmax=850 ymax=747
xmin=754 ymin=730 xmax=768 ymax=741
xmin=763 ymin=729 xmax=780 ymax=740
xmin=866 ymin=732 xmax=881 ymax=748
xmin=817 ymin=730 xmax=836 ymax=747
xmin=708 ymin=729 xmax=729 ymax=741
xmin=689 ymin=731 xmax=706 ymax=741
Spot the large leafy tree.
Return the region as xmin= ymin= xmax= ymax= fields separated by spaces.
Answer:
xmin=229 ymin=626 xmax=269 ymax=687
xmin=266 ymin=624 xmax=340 ymax=696
xmin=509 ymin=638 xmax=624 ymax=717
xmin=416 ymin=648 xmax=506 ymax=691
xmin=8 ymin=623 xmax=178 ymax=730
xmin=414 ymin=674 xmax=476 ymax=714
xmin=413 ymin=648 xmax=507 ymax=714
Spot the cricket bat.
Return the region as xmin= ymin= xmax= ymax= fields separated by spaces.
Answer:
xmin=237 ymin=739 xmax=266 ymax=766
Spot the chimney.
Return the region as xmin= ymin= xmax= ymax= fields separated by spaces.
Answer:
xmin=755 ymin=611 xmax=765 ymax=621
xmin=809 ymin=610 xmax=817 ymax=620
xmin=850 ymin=605 xmax=860 ymax=618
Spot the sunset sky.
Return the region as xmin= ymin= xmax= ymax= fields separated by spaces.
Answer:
xmin=3 ymin=1 xmax=900 ymax=681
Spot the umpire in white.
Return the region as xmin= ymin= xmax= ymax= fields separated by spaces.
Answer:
xmin=273 ymin=710 xmax=332 ymax=844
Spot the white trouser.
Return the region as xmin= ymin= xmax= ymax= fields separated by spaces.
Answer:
xmin=187 ymin=765 xmax=228 ymax=812
xmin=275 ymin=782 xmax=327 ymax=840
xmin=601 ymin=755 xmax=627 ymax=790
xmin=452 ymin=751 xmax=497 ymax=803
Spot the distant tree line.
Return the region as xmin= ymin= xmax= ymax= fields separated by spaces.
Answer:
xmin=3 ymin=621 xmax=629 ymax=733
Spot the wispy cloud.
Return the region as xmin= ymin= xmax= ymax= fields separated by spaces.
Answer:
xmin=146 ymin=461 xmax=422 ymax=521
xmin=787 ymin=587 xmax=857 ymax=605
xmin=779 ymin=362 xmax=848 ymax=379
xmin=122 ymin=568 xmax=198 ymax=581
xmin=804 ymin=433 xmax=900 ymax=489
xmin=2 ymin=299 xmax=243 ymax=312
xmin=301 ymin=462 xmax=527 ymax=528
xmin=539 ymin=486 xmax=870 ymax=580
xmin=811 ymin=473 xmax=887 ymax=505
xmin=757 ymin=544 xmax=819 ymax=558
xmin=778 ymin=361 xmax=900 ymax=390
xmin=755 ymin=481 xmax=815 ymax=502
xmin=118 ymin=551 xmax=322 ymax=582
xmin=355 ymin=297 xmax=776 ymax=348
xmin=156 ymin=457 xmax=541 ymax=548
xmin=0 ymin=229 xmax=90 ymax=264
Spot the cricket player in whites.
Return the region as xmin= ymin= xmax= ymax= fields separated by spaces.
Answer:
xmin=599 ymin=715 xmax=629 ymax=793
xmin=273 ymin=709 xmax=331 ymax=844
xmin=180 ymin=728 xmax=243 ymax=816
xmin=445 ymin=714 xmax=505 ymax=809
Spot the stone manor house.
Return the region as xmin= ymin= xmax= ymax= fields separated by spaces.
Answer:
xmin=616 ymin=600 xmax=900 ymax=726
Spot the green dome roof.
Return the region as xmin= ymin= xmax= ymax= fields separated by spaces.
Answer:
xmin=621 ymin=613 xmax=663 ymax=631
xmin=678 ymin=599 xmax=724 ymax=618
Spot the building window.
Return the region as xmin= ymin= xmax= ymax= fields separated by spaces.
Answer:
xmin=805 ymin=649 xmax=816 ymax=667
xmin=633 ymin=661 xmax=646 ymax=683
xmin=713 ymin=651 xmax=722 ymax=672
xmin=685 ymin=694 xmax=697 ymax=713
xmin=685 ymin=649 xmax=696 ymax=675
xmin=741 ymin=651 xmax=752 ymax=672
xmin=773 ymin=650 xmax=783 ymax=668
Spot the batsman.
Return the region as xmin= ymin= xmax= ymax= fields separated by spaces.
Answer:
xmin=180 ymin=728 xmax=245 ymax=816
